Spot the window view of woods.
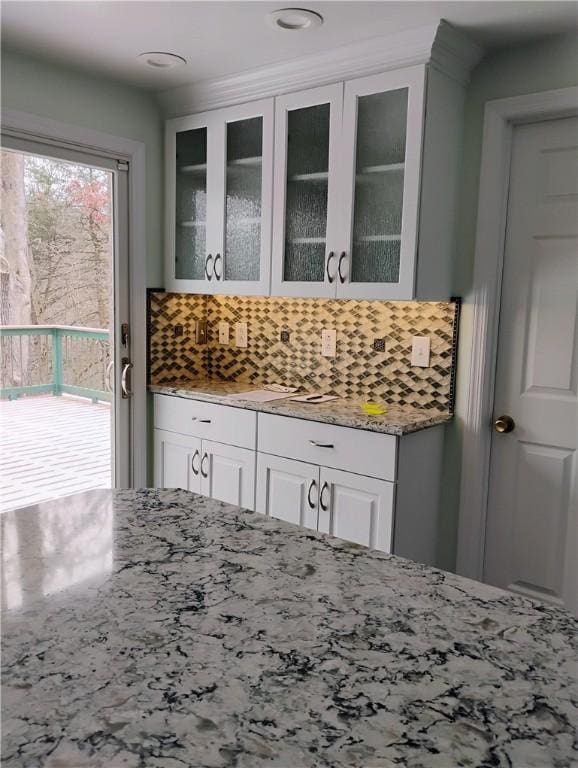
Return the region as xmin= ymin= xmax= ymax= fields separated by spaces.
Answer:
xmin=0 ymin=151 xmax=113 ymax=394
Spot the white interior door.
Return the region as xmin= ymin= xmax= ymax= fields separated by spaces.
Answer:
xmin=484 ymin=116 xmax=578 ymax=615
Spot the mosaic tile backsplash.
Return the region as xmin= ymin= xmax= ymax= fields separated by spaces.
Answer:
xmin=149 ymin=293 xmax=458 ymax=412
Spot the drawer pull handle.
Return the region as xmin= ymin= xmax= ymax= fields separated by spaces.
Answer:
xmin=198 ymin=419 xmax=211 ymax=424
xmin=309 ymin=440 xmax=334 ymax=449
xmin=191 ymin=450 xmax=200 ymax=476
xmin=201 ymin=453 xmax=209 ymax=478
xmin=307 ymin=479 xmax=317 ymax=510
xmin=320 ymin=481 xmax=329 ymax=512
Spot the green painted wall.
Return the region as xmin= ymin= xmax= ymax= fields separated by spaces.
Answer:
xmin=437 ymin=32 xmax=578 ymax=571
xmin=1 ymin=48 xmax=164 ymax=287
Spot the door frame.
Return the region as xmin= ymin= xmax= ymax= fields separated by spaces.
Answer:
xmin=1 ymin=108 xmax=148 ymax=487
xmin=456 ymin=86 xmax=578 ymax=581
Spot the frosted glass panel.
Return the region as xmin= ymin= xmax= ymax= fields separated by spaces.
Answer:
xmin=225 ymin=117 xmax=263 ymax=282
xmin=284 ymin=104 xmax=330 ymax=282
xmin=175 ymin=127 xmax=207 ymax=280
xmin=351 ymin=88 xmax=408 ymax=283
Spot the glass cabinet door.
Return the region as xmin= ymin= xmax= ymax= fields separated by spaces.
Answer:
xmin=215 ymin=99 xmax=273 ymax=294
xmin=174 ymin=125 xmax=208 ymax=282
xmin=271 ymin=84 xmax=343 ymax=297
xmin=224 ymin=117 xmax=263 ymax=282
xmin=338 ymin=67 xmax=426 ymax=299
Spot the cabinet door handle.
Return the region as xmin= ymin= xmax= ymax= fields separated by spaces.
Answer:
xmin=338 ymin=251 xmax=347 ymax=284
xmin=198 ymin=419 xmax=211 ymax=424
xmin=307 ymin=479 xmax=317 ymax=510
xmin=200 ymin=452 xmax=209 ymax=478
xmin=309 ymin=440 xmax=334 ymax=449
xmin=326 ymin=251 xmax=335 ymax=283
xmin=191 ymin=449 xmax=200 ymax=476
xmin=205 ymin=254 xmax=214 ymax=281
xmin=319 ymin=481 xmax=329 ymax=512
xmin=213 ymin=253 xmax=222 ymax=280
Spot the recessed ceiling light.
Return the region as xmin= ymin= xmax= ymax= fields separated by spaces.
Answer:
xmin=138 ymin=52 xmax=187 ymax=69
xmin=267 ymin=8 xmax=323 ymax=31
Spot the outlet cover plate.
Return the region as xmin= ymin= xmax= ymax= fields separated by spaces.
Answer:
xmin=235 ymin=322 xmax=248 ymax=348
xmin=321 ymin=329 xmax=337 ymax=357
xmin=373 ymin=337 xmax=386 ymax=352
xmin=218 ymin=321 xmax=230 ymax=344
xmin=196 ymin=320 xmax=207 ymax=345
xmin=411 ymin=336 xmax=431 ymax=367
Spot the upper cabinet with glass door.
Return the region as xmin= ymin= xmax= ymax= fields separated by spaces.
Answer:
xmin=165 ymin=99 xmax=273 ymax=295
xmin=337 ymin=66 xmax=426 ymax=300
xmin=271 ymin=84 xmax=343 ymax=297
xmin=166 ymin=53 xmax=468 ymax=300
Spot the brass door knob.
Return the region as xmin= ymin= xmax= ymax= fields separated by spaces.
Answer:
xmin=494 ymin=415 xmax=515 ymax=433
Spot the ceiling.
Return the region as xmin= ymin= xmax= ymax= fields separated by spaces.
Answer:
xmin=2 ymin=1 xmax=577 ymax=92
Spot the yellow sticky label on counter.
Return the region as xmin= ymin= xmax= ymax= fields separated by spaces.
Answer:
xmin=361 ymin=402 xmax=386 ymax=416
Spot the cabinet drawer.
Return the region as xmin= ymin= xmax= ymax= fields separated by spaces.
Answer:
xmin=257 ymin=413 xmax=397 ymax=481
xmin=154 ymin=394 xmax=256 ymax=450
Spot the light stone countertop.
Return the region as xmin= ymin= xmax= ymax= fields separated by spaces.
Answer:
xmin=2 ymin=488 xmax=577 ymax=768
xmin=149 ymin=380 xmax=452 ymax=435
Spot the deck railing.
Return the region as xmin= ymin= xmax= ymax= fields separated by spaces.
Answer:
xmin=0 ymin=326 xmax=111 ymax=402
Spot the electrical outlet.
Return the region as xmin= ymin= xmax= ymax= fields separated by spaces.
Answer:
xmin=218 ymin=321 xmax=230 ymax=344
xmin=411 ymin=336 xmax=431 ymax=367
xmin=173 ymin=324 xmax=184 ymax=338
xmin=280 ymin=329 xmax=290 ymax=344
xmin=235 ymin=322 xmax=248 ymax=348
xmin=321 ymin=329 xmax=337 ymax=358
xmin=373 ymin=337 xmax=386 ymax=352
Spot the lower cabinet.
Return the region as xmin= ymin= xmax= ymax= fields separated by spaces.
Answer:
xmin=152 ymin=394 xmax=445 ymax=565
xmin=318 ymin=468 xmax=394 ymax=553
xmin=154 ymin=429 xmax=256 ymax=510
xmin=202 ymin=439 xmax=255 ymax=509
xmin=256 ymin=453 xmax=394 ymax=552
xmin=154 ymin=429 xmax=202 ymax=494
xmin=255 ymin=453 xmax=319 ymax=530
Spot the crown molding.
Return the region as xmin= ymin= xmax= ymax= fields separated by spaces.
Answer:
xmin=157 ymin=21 xmax=484 ymax=118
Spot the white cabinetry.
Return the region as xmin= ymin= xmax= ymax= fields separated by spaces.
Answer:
xmin=153 ymin=394 xmax=445 ymax=566
xmin=153 ymin=395 xmax=257 ymax=510
xmin=165 ymin=39 xmax=471 ymax=300
xmin=256 ymin=453 xmax=319 ymax=530
xmin=166 ymin=99 xmax=274 ymax=295
xmin=317 ymin=468 xmax=394 ymax=552
xmin=202 ymin=440 xmax=255 ymax=509
xmin=154 ymin=429 xmax=202 ymax=494
xmin=256 ymin=412 xmax=444 ymax=562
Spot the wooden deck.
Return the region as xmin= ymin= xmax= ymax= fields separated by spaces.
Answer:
xmin=0 ymin=395 xmax=111 ymax=512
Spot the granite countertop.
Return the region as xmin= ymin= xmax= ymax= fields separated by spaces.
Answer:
xmin=2 ymin=489 xmax=577 ymax=768
xmin=149 ymin=380 xmax=452 ymax=436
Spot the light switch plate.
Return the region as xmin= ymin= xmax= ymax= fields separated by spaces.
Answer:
xmin=235 ymin=322 xmax=248 ymax=348
xmin=196 ymin=320 xmax=207 ymax=345
xmin=218 ymin=321 xmax=230 ymax=344
xmin=411 ymin=336 xmax=431 ymax=367
xmin=321 ymin=329 xmax=337 ymax=357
